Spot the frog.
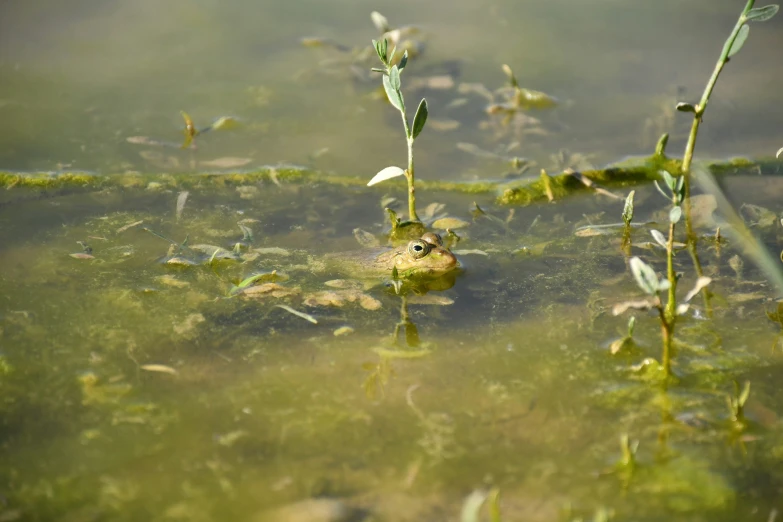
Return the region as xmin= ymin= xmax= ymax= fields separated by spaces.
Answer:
xmin=327 ymin=232 xmax=459 ymax=279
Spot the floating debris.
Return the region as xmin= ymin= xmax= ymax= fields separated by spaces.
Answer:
xmin=140 ymin=364 xmax=178 ymax=375
xmin=200 ymin=157 xmax=253 ymax=169
xmin=353 ymin=228 xmax=380 ymax=248
xmin=333 ymin=326 xmax=355 ymax=336
xmin=116 ymin=220 xmax=144 ymax=234
xmin=275 ymin=304 xmax=318 ymax=324
xmin=176 ymin=191 xmax=189 ymax=221
xmin=304 ymin=289 xmax=382 ymax=311
xmin=432 ymin=217 xmax=470 ymax=230
xmin=155 ymin=275 xmax=190 ymax=288
xmin=240 ymin=283 xmax=300 ymax=299
xmin=253 ymin=247 xmax=292 ymax=256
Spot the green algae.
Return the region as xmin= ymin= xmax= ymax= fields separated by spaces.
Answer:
xmin=2 ymin=154 xmax=779 ymax=208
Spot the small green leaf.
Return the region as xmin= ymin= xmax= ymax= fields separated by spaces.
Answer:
xmin=371 ymin=67 xmax=386 ymax=73
xmin=738 ymin=380 xmax=751 ymax=407
xmin=398 ymin=50 xmax=409 ymax=71
xmin=670 ymin=206 xmax=682 ymax=224
xmin=653 ymin=180 xmax=670 ymax=200
xmin=389 ymin=65 xmax=401 ymax=91
xmin=650 ymin=229 xmax=668 ymax=248
xmin=382 ymin=74 xmax=404 ymax=111
xmin=368 ymin=166 xmax=406 ymax=186
xmin=388 ymin=45 xmax=397 ymax=65
xmin=411 ymin=98 xmax=428 ymax=139
xmin=629 ymin=256 xmax=659 ymax=295
xmin=675 ymin=174 xmax=685 ymax=198
xmin=622 ymin=190 xmax=635 ymax=225
xmin=627 ymin=316 xmax=636 ymax=337
xmin=676 ymin=102 xmax=696 ymax=113
xmin=745 ymin=4 xmax=779 ymax=22
xmin=728 ymin=24 xmax=750 ymax=58
xmin=373 ymin=38 xmax=388 ymax=64
xmin=661 ymin=170 xmax=676 ymax=191
xmin=501 ymin=64 xmax=519 ymax=88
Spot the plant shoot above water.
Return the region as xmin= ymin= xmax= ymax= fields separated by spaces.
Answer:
xmin=366 ymin=37 xmax=429 ymax=222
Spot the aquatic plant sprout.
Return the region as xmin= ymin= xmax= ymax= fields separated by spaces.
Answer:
xmin=366 ymin=36 xmax=429 ymax=222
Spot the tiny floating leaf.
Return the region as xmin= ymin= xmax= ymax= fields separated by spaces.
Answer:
xmin=368 ymin=166 xmax=406 ymax=186
xmin=275 ymin=304 xmax=318 ymax=324
xmin=727 ymin=24 xmax=750 ymax=58
xmin=209 ymin=116 xmax=239 ymax=131
xmin=176 ymin=191 xmax=189 ymax=221
xmin=745 ymin=4 xmax=779 ymax=22
xmin=411 ymin=98 xmax=428 ymax=139
xmin=684 ymin=276 xmax=712 ymax=302
xmin=140 ymin=364 xmax=178 ymax=375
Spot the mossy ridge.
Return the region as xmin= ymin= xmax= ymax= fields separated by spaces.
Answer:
xmin=0 ymin=155 xmax=777 ymax=203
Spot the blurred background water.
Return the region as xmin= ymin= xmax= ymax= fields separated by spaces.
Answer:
xmin=1 ymin=0 xmax=781 ymax=177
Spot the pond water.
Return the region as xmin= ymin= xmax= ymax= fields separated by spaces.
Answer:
xmin=2 ymin=0 xmax=783 ymax=521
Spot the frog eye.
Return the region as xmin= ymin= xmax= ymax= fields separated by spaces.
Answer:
xmin=421 ymin=232 xmax=443 ymax=247
xmin=407 ymin=239 xmax=430 ymax=259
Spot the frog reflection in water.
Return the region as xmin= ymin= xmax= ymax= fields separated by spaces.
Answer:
xmin=330 ymin=232 xmax=459 ymax=280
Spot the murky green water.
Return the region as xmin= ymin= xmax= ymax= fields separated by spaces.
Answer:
xmin=2 ymin=0 xmax=783 ymax=520
xmin=2 ymin=175 xmax=783 ymax=521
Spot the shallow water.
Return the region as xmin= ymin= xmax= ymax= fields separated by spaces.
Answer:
xmin=2 ymin=174 xmax=783 ymax=520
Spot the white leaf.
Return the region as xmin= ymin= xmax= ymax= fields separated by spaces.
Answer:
xmin=275 ymin=305 xmax=318 ymax=324
xmin=684 ymin=276 xmax=712 ymax=302
xmin=650 ymin=229 xmax=668 ymax=248
xmin=367 ymin=166 xmax=405 ymax=186
xmin=676 ymin=304 xmax=690 ymax=316
xmin=777 ymin=147 xmax=783 ymax=159
xmin=629 ymin=256 xmax=659 ymax=295
xmin=370 ymin=11 xmax=390 ymax=32
xmin=140 ymin=364 xmax=178 ymax=375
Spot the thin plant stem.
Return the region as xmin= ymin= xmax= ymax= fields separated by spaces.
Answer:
xmin=405 ymin=135 xmax=418 ymax=221
xmin=662 ymin=220 xmax=678 ymax=375
xmin=681 ymin=0 xmax=755 ymax=174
